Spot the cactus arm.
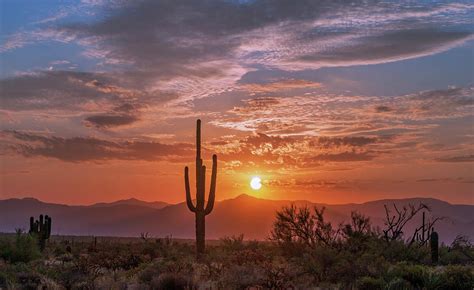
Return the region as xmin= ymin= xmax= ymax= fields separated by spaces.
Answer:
xmin=422 ymin=212 xmax=425 ymax=242
xmin=430 ymin=231 xmax=439 ymax=263
xmin=29 ymin=217 xmax=34 ymax=233
xmin=201 ymin=165 xmax=206 ymax=205
xmin=204 ymin=154 xmax=217 ymax=215
xmin=46 ymin=216 xmax=51 ymax=238
xmin=44 ymin=215 xmax=49 ymax=239
xmin=185 ymin=166 xmax=197 ymax=212
xmin=39 ymin=215 xmax=44 ymax=231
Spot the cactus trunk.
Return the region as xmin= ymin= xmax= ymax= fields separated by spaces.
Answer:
xmin=184 ymin=119 xmax=217 ymax=256
xmin=430 ymin=230 xmax=439 ymax=264
xmin=196 ymin=211 xmax=205 ymax=254
xmin=422 ymin=212 xmax=425 ymax=242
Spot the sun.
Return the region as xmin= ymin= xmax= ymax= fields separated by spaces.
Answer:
xmin=250 ymin=176 xmax=262 ymax=190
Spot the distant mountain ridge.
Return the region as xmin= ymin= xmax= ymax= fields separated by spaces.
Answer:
xmin=1 ymin=194 xmax=472 ymax=244
xmin=91 ymin=198 xmax=168 ymax=209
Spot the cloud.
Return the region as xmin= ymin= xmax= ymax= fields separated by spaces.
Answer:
xmin=308 ymin=151 xmax=376 ymax=162
xmin=435 ymin=155 xmax=474 ymax=163
xmin=2 ymin=130 xmax=193 ymax=162
xmin=416 ymin=177 xmax=474 ymax=183
xmin=209 ymin=86 xmax=473 ymax=170
xmin=241 ymin=79 xmax=322 ymax=93
xmin=0 ymin=71 xmax=121 ymax=111
xmin=75 ymin=1 xmax=472 ymax=72
xmin=83 ymin=114 xmax=139 ymax=128
xmin=312 ymin=136 xmax=379 ymax=148
xmin=5 ymin=0 xmax=467 ymax=101
xmin=375 ymin=105 xmax=392 ymax=113
xmin=82 ymin=100 xmax=144 ymax=129
xmin=265 ymin=178 xmax=375 ymax=190
xmin=0 ymin=70 xmax=177 ymax=132
xmin=212 ymin=87 xmax=474 ymax=135
xmin=370 ymin=87 xmax=474 ymax=121
xmin=281 ymin=29 xmax=473 ymax=69
xmin=209 ymin=132 xmax=387 ymax=172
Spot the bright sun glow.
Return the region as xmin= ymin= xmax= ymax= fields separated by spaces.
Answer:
xmin=250 ymin=176 xmax=262 ymax=190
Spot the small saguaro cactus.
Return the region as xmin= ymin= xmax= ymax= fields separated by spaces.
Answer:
xmin=430 ymin=230 xmax=439 ymax=264
xmin=184 ymin=119 xmax=217 ymax=255
xmin=29 ymin=214 xmax=52 ymax=251
xmin=421 ymin=211 xmax=426 ymax=242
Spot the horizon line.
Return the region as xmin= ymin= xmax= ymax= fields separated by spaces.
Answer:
xmin=1 ymin=193 xmax=471 ymax=207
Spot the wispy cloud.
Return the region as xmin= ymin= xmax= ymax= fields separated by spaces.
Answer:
xmin=208 ymin=132 xmax=392 ymax=173
xmin=2 ymin=130 xmax=193 ymax=162
xmin=435 ymin=155 xmax=474 ymax=163
xmin=83 ymin=114 xmax=140 ymax=129
xmin=212 ymin=87 xmax=474 ymax=135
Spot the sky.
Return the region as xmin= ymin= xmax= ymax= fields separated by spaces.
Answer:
xmin=0 ymin=0 xmax=473 ymax=205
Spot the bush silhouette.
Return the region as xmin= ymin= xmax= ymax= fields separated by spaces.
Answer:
xmin=0 ymin=230 xmax=40 ymax=263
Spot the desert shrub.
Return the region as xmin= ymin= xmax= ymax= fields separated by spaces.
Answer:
xmin=0 ymin=232 xmax=41 ymax=263
xmin=54 ymin=262 xmax=96 ymax=289
xmin=138 ymin=257 xmax=195 ymax=287
xmin=220 ymin=234 xmax=245 ymax=252
xmin=94 ymin=272 xmax=131 ymax=289
xmin=138 ymin=260 xmax=165 ymax=284
xmin=271 ymin=205 xmax=340 ymax=248
xmin=194 ymin=259 xmax=224 ymax=282
xmin=260 ymin=259 xmax=300 ymax=289
xmin=385 ymin=264 xmax=473 ymax=290
xmin=386 ymin=278 xmax=414 ymax=290
xmin=141 ymin=243 xmax=158 ymax=260
xmin=355 ymin=276 xmax=385 ymax=290
xmin=16 ymin=272 xmax=43 ymax=289
xmin=381 ymin=240 xmax=430 ymax=263
xmin=302 ymin=246 xmax=340 ymax=282
xmin=438 ymin=265 xmax=474 ymax=290
xmin=441 ymin=235 xmax=474 ymax=265
xmin=151 ymin=273 xmax=196 ymax=290
xmin=387 ymin=263 xmax=427 ymax=289
xmin=0 ymin=271 xmax=9 ymax=289
xmin=86 ymin=247 xmax=144 ymax=271
xmin=421 ymin=268 xmax=445 ymax=290
xmin=219 ymin=264 xmax=264 ymax=289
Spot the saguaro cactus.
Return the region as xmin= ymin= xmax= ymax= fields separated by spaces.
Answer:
xmin=29 ymin=214 xmax=52 ymax=251
xmin=421 ymin=211 xmax=425 ymax=242
xmin=430 ymin=230 xmax=439 ymax=264
xmin=184 ymin=119 xmax=217 ymax=255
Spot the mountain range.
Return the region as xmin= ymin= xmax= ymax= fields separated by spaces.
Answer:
xmin=1 ymin=195 xmax=472 ymax=244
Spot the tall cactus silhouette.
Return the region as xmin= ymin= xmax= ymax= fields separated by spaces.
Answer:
xmin=29 ymin=214 xmax=52 ymax=251
xmin=184 ymin=119 xmax=217 ymax=255
xmin=430 ymin=230 xmax=439 ymax=264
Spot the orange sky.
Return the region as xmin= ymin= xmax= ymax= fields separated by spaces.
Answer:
xmin=1 ymin=116 xmax=473 ymax=205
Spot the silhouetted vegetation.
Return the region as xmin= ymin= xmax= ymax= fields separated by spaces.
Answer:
xmin=0 ymin=229 xmax=40 ymax=264
xmin=184 ymin=119 xmax=218 ymax=256
xmin=0 ymin=203 xmax=472 ymax=289
xmin=28 ymin=214 xmax=52 ymax=251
